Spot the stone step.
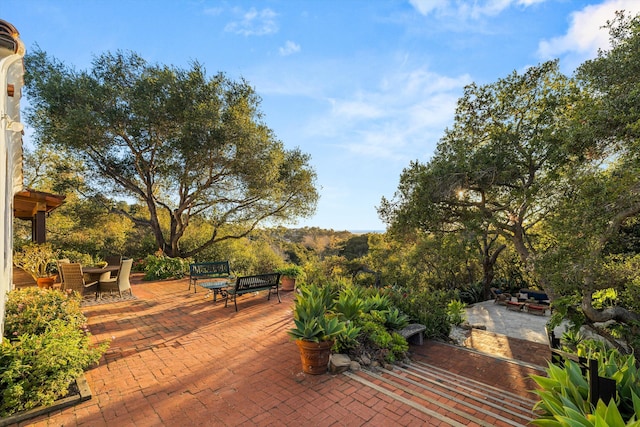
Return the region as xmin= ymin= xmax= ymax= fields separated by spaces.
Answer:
xmin=345 ymin=359 xmax=537 ymax=427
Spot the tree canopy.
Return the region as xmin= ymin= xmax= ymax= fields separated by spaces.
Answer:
xmin=380 ymin=12 xmax=640 ymax=354
xmin=379 ymin=60 xmax=579 ymax=298
xmin=24 ymin=49 xmax=318 ymax=257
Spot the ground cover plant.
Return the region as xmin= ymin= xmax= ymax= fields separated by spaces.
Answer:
xmin=0 ymin=288 xmax=108 ymax=417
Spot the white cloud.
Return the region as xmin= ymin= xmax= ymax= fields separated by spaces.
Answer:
xmin=279 ymin=40 xmax=301 ymax=56
xmin=409 ymin=0 xmax=450 ymax=15
xmin=538 ymin=0 xmax=640 ymax=69
xmin=203 ymin=7 xmax=223 ymax=17
xmin=225 ymin=7 xmax=279 ymax=36
xmin=409 ymin=0 xmax=547 ymax=18
xmin=312 ymin=67 xmax=471 ymax=161
xmin=537 ymin=0 xmax=640 ymax=69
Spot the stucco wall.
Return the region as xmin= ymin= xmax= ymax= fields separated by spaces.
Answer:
xmin=0 ymin=21 xmax=25 ymax=335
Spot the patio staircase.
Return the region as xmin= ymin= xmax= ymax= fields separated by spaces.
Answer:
xmin=344 ymin=359 xmax=538 ymax=427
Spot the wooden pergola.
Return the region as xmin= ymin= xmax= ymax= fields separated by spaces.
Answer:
xmin=13 ymin=189 xmax=65 ymax=243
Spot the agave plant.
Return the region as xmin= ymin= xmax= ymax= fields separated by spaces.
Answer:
xmin=289 ymin=284 xmax=345 ymax=342
xmin=334 ymin=287 xmax=363 ymax=322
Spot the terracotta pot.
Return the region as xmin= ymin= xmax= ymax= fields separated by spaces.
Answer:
xmin=37 ymin=277 xmax=55 ymax=289
xmin=281 ymin=276 xmax=296 ymax=291
xmin=295 ymin=339 xmax=334 ymax=375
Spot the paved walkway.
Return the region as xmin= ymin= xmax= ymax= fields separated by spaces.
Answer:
xmin=19 ymin=277 xmax=552 ymax=426
xmin=465 ymin=300 xmax=550 ymax=343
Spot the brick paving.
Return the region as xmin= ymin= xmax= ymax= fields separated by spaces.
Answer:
xmin=17 ymin=275 xmax=551 ymax=426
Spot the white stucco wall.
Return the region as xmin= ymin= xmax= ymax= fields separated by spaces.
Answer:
xmin=0 ymin=24 xmax=25 ymax=335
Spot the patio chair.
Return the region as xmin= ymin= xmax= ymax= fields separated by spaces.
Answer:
xmin=105 ymin=255 xmax=122 ymax=266
xmin=490 ymin=287 xmax=511 ymax=305
xmin=105 ymin=255 xmax=122 ymax=278
xmin=56 ymin=258 xmax=70 ymax=287
xmin=60 ymin=263 xmax=99 ymax=299
xmin=98 ymin=258 xmax=133 ymax=298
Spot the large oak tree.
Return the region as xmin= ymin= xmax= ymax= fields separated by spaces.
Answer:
xmin=24 ymin=49 xmax=318 ymax=257
xmin=543 ymin=11 xmax=640 ymax=343
xmin=379 ymin=61 xmax=579 ymax=298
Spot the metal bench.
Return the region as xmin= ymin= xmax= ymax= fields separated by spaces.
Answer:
xmin=188 ymin=261 xmax=233 ymax=293
xmin=225 ymin=273 xmax=281 ymax=312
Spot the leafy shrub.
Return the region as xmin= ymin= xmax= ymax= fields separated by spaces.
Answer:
xmin=384 ymin=307 xmax=410 ymax=331
xmin=4 ymin=287 xmax=86 ymax=337
xmin=531 ymin=349 xmax=640 ymax=426
xmin=276 ymin=264 xmax=305 ymax=278
xmin=458 ymin=282 xmax=484 ymax=304
xmin=13 ymin=243 xmax=59 ymax=280
xmin=389 ymin=286 xmax=457 ymax=340
xmin=388 ymin=332 xmax=409 ymax=362
xmin=446 ymin=299 xmax=466 ymax=326
xmin=143 ymin=254 xmax=190 ymax=280
xmin=57 ymin=249 xmax=94 ymax=267
xmin=1 ymin=288 xmax=108 ymax=417
xmin=361 ymin=293 xmax=391 ymax=312
xmin=358 ymin=313 xmax=409 ymax=363
xmin=333 ymin=323 xmax=361 ymax=353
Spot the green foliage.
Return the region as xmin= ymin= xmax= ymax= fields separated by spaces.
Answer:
xmin=333 ymin=323 xmax=361 ymax=353
xmin=289 ymin=316 xmax=346 ymax=343
xmin=361 ymin=293 xmax=391 ymax=313
xmin=384 ymin=307 xmax=410 ymax=331
xmin=276 ymin=264 xmax=305 ymax=278
xmin=358 ymin=315 xmax=409 ymax=363
xmin=379 ymin=60 xmax=577 ymax=308
xmin=548 ymin=295 xmax=587 ymax=333
xmin=389 ymin=285 xmax=456 ymax=340
xmin=58 ymin=249 xmax=94 ymax=267
xmin=340 ymin=234 xmax=370 ymax=260
xmin=334 ymin=287 xmax=363 ymax=322
xmin=388 ymin=332 xmax=410 ymax=362
xmin=531 ymin=350 xmax=640 ymax=426
xmin=290 ymin=282 xmax=410 ymax=363
xmin=458 ymin=282 xmax=484 ymax=304
xmin=1 ymin=288 xmax=108 ymax=417
xmin=25 ymin=48 xmax=319 ymax=259
xmin=13 ymin=243 xmax=60 ymax=280
xmin=289 ymin=284 xmax=345 ymax=342
xmin=143 ymin=254 xmax=190 ymax=280
xmin=4 ymin=288 xmax=86 ymax=337
xmin=446 ymin=300 xmax=467 ymax=326
xmin=592 ymin=288 xmax=618 ymax=310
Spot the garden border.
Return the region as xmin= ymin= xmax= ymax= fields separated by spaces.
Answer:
xmin=0 ymin=375 xmax=91 ymax=427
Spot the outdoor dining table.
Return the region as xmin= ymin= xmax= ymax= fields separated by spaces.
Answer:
xmin=83 ymin=265 xmax=120 ymax=283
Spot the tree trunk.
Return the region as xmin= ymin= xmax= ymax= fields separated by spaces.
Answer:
xmin=482 ymin=243 xmax=506 ymax=300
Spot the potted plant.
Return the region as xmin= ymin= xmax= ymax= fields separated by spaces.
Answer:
xmin=277 ymin=264 xmax=305 ymax=291
xmin=289 ymin=284 xmax=346 ymax=374
xmin=13 ymin=243 xmax=60 ymax=288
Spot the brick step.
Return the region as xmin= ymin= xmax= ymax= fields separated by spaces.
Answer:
xmin=345 ymin=360 xmax=537 ymax=427
xmin=407 ymin=360 xmax=536 ymax=420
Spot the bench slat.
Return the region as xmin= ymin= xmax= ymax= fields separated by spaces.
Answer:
xmin=225 ymin=273 xmax=281 ymax=312
xmin=189 ymin=261 xmax=232 ymax=293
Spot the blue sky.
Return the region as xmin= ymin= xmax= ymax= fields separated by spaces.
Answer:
xmin=4 ymin=0 xmax=640 ymax=232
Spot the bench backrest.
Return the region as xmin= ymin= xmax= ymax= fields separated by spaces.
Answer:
xmin=190 ymin=261 xmax=230 ymax=278
xmin=234 ymin=273 xmax=281 ymax=293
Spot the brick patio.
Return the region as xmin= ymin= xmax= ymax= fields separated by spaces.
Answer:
xmin=17 ymin=275 xmax=551 ymax=426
